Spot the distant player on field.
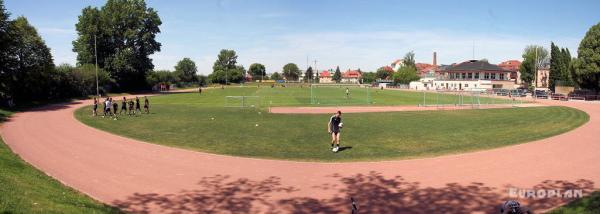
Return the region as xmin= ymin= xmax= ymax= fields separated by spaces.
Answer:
xmin=92 ymin=97 xmax=98 ymax=116
xmin=128 ymin=98 xmax=134 ymax=116
xmin=135 ymin=97 xmax=141 ymax=115
xmin=120 ymin=97 xmax=127 ymax=115
xmin=327 ymin=110 xmax=343 ymax=152
xmin=345 ymin=87 xmax=350 ymax=99
xmin=111 ymin=98 xmax=118 ymax=118
xmin=143 ymin=96 xmax=150 ymax=114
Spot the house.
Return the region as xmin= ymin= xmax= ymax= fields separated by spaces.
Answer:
xmin=498 ymin=60 xmax=521 ymax=83
xmin=341 ymin=70 xmax=362 ymax=84
xmin=319 ymin=70 xmax=333 ymax=83
xmin=433 ymin=60 xmax=516 ymax=90
xmin=391 ymin=59 xmax=404 ymax=71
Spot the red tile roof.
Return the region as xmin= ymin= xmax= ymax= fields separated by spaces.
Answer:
xmin=342 ymin=70 xmax=362 ymax=78
xmin=498 ymin=60 xmax=521 ymax=71
xmin=319 ymin=71 xmax=331 ymax=77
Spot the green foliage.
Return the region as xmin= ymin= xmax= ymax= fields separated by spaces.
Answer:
xmin=146 ymin=70 xmax=176 ymax=86
xmin=376 ymin=67 xmax=391 ymax=80
xmin=551 ymin=191 xmax=600 ymax=214
xmin=248 ymin=63 xmax=266 ymax=81
xmin=402 ymin=51 xmax=416 ymax=69
xmin=72 ymin=0 xmax=162 ymax=90
xmin=332 ymin=66 xmax=342 ymax=83
xmin=361 ymin=72 xmax=376 ymax=84
xmin=520 ymin=56 xmax=535 ymax=88
xmin=174 ymin=58 xmax=197 ymax=83
xmin=304 ymin=66 xmax=314 ymax=82
xmin=210 ymin=49 xmax=243 ymax=84
xmin=572 ymin=22 xmax=600 ymax=91
xmin=550 ymin=42 xmax=574 ymax=90
xmin=271 ymin=72 xmax=283 ymax=80
xmin=282 ymin=63 xmax=300 ymax=81
xmin=55 ymin=63 xmax=112 ymax=97
xmin=393 ymin=66 xmax=420 ymax=84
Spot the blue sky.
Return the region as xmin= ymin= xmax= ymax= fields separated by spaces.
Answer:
xmin=5 ymin=0 xmax=600 ymax=74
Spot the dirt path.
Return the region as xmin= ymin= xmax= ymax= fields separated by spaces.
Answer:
xmin=1 ymin=97 xmax=599 ymax=213
xmin=270 ymin=103 xmax=544 ymax=114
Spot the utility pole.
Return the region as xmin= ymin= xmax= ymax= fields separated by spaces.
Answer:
xmin=94 ymin=35 xmax=99 ymax=97
xmin=535 ymin=47 xmax=538 ymax=88
xmin=314 ymin=60 xmax=317 ymax=84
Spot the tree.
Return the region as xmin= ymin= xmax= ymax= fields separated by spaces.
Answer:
xmin=332 ymin=66 xmax=342 ymax=83
xmin=210 ymin=49 xmax=241 ymax=84
xmin=174 ymin=58 xmax=197 ymax=83
xmin=572 ymin=22 xmax=600 ymax=91
xmin=282 ymin=63 xmax=300 ymax=81
xmin=146 ymin=70 xmax=176 ymax=86
xmin=375 ymin=67 xmax=390 ymax=80
xmin=549 ymin=42 xmax=561 ymax=90
xmin=393 ymin=66 xmax=420 ymax=84
xmin=304 ymin=66 xmax=314 ymax=82
xmin=0 ymin=0 xmax=13 ymax=99
xmin=520 ymin=57 xmax=535 ymax=89
xmin=248 ymin=63 xmax=266 ymax=82
xmin=72 ymin=0 xmax=162 ymax=90
xmin=520 ymin=45 xmax=548 ymax=88
xmin=6 ymin=17 xmax=55 ymax=102
xmin=361 ymin=72 xmax=376 ymax=84
xmin=403 ymin=51 xmax=416 ymax=69
xmin=271 ymin=72 xmax=283 ymax=80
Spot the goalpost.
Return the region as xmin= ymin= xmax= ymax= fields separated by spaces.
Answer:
xmin=224 ymin=96 xmax=261 ymax=108
xmin=310 ymin=84 xmax=371 ymax=105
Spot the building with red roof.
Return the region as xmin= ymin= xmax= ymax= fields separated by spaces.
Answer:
xmin=319 ymin=70 xmax=333 ymax=83
xmin=341 ymin=70 xmax=362 ymax=83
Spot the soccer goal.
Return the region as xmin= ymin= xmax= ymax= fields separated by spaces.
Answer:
xmin=224 ymin=96 xmax=261 ymax=108
xmin=310 ymin=84 xmax=371 ymax=105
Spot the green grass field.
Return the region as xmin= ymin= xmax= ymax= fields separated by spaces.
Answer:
xmin=75 ymin=87 xmax=588 ymax=162
xmin=550 ymin=191 xmax=600 ymax=213
xmin=0 ymin=108 xmax=118 ymax=213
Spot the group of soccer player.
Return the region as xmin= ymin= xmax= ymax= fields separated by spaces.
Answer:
xmin=92 ymin=96 xmax=150 ymax=119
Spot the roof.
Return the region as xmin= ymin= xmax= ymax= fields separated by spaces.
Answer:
xmin=445 ymin=60 xmax=510 ymax=72
xmin=415 ymin=63 xmax=438 ymax=74
xmin=391 ymin=59 xmax=403 ymax=66
xmin=342 ymin=70 xmax=362 ymax=78
xmin=498 ymin=60 xmax=521 ymax=71
xmin=319 ymin=71 xmax=331 ymax=77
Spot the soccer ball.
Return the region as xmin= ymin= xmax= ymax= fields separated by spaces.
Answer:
xmin=332 ymin=147 xmax=339 ymax=152
xmin=338 ymin=123 xmax=343 ymax=128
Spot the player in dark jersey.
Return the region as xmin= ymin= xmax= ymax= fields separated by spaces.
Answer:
xmin=327 ymin=111 xmax=343 ymax=152
xmin=135 ymin=97 xmax=141 ymax=115
xmin=120 ymin=97 xmax=127 ymax=115
xmin=92 ymin=97 xmax=98 ymax=116
xmin=128 ymin=99 xmax=134 ymax=116
xmin=500 ymin=200 xmax=532 ymax=214
xmin=111 ymin=98 xmax=118 ymax=117
xmin=143 ymin=96 xmax=150 ymax=114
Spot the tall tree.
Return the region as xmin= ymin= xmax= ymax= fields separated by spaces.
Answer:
xmin=393 ymin=66 xmax=420 ymax=84
xmin=332 ymin=66 xmax=342 ymax=83
xmin=520 ymin=45 xmax=549 ymax=88
xmin=174 ymin=58 xmax=197 ymax=82
xmin=304 ymin=66 xmax=314 ymax=82
xmin=0 ymin=0 xmax=12 ymax=98
xmin=361 ymin=72 xmax=376 ymax=84
xmin=402 ymin=51 xmax=416 ymax=69
xmin=559 ymin=48 xmax=572 ymax=86
xmin=210 ymin=49 xmax=242 ymax=84
xmin=282 ymin=63 xmax=300 ymax=81
xmin=248 ymin=63 xmax=266 ymax=82
xmin=73 ymin=0 xmax=162 ymax=90
xmin=520 ymin=57 xmax=535 ymax=89
xmin=572 ymin=22 xmax=600 ymax=91
xmin=6 ymin=17 xmax=55 ymax=102
xmin=549 ymin=42 xmax=561 ymax=90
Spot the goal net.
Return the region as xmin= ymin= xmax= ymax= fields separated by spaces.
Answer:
xmin=310 ymin=84 xmax=371 ymax=105
xmin=225 ymin=96 xmax=261 ymax=108
xmin=420 ymin=90 xmax=524 ymax=108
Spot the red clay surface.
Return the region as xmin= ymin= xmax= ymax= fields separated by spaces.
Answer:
xmin=1 ymin=96 xmax=599 ymax=213
xmin=270 ymin=103 xmax=544 ymax=114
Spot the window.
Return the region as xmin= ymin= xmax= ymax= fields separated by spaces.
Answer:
xmin=484 ymin=73 xmax=490 ymax=79
xmin=461 ymin=73 xmax=466 ymax=79
xmin=465 ymin=84 xmax=469 ymax=87
xmin=468 ymin=73 xmax=472 ymax=79
xmin=475 ymin=72 xmax=479 ymax=79
xmin=491 ymin=73 xmax=496 ymax=79
xmin=500 ymin=73 xmax=505 ymax=80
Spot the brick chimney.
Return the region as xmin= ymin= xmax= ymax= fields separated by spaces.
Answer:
xmin=433 ymin=52 xmax=437 ymax=67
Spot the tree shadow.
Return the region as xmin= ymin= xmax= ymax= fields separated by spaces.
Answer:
xmin=113 ymin=172 xmax=595 ymax=213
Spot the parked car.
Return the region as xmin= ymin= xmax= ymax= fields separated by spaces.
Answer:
xmin=510 ymin=89 xmax=526 ymax=97
xmin=534 ymin=90 xmax=548 ymax=99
